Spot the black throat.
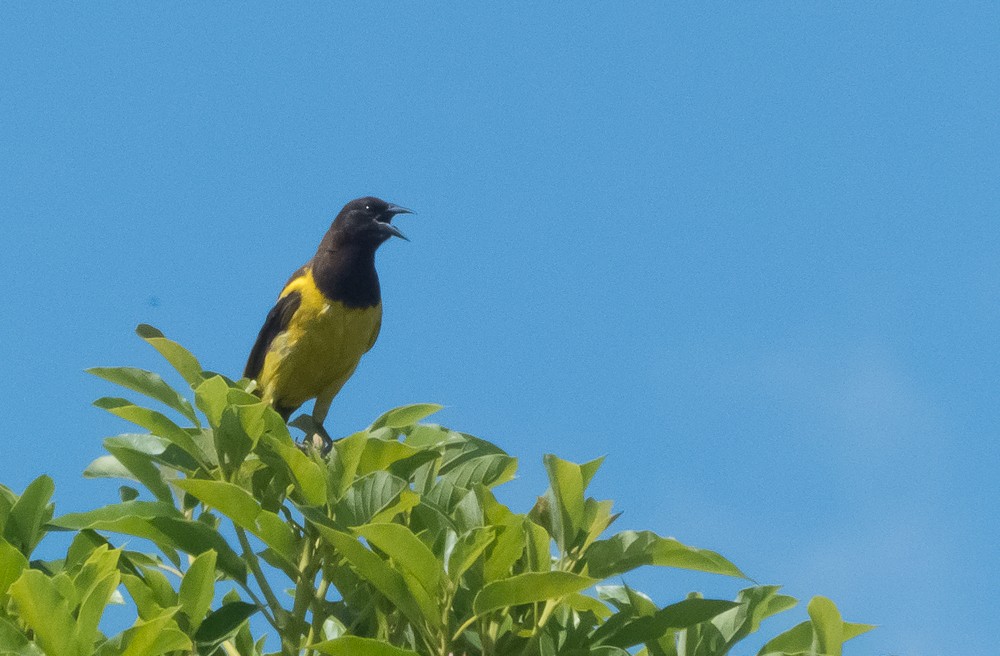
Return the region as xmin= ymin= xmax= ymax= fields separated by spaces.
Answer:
xmin=310 ymin=235 xmax=382 ymax=309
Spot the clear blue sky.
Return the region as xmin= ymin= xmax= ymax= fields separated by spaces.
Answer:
xmin=2 ymin=4 xmax=997 ymax=655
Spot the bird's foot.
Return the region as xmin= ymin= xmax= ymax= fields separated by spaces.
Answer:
xmin=301 ymin=426 xmax=333 ymax=456
xmin=289 ymin=415 xmax=334 ymax=456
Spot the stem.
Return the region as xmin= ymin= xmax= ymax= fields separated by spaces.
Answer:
xmin=307 ymin=575 xmax=332 ymax=646
xmin=284 ymin=535 xmax=318 ymax=655
xmin=451 ymin=613 xmax=481 ymax=644
xmin=235 ymin=527 xmax=284 ymax=619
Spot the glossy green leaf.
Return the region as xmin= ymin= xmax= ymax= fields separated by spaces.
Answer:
xmin=525 ymin=518 xmax=552 ymax=572
xmin=0 ymin=539 xmax=28 ymax=597
xmin=94 ymin=398 xmax=207 ymax=467
xmin=194 ymin=601 xmax=258 ymax=645
xmin=8 ymin=570 xmax=76 ymax=656
xmin=119 ymin=606 xmax=190 ymax=656
xmin=106 ymin=433 xmax=202 ymax=474
xmin=86 ymin=366 xmax=198 ymax=425
xmin=0 ymin=615 xmax=42 ymax=655
xmin=448 ymin=526 xmax=495 ymax=582
xmin=335 ymin=471 xmax=406 ymax=527
xmin=3 ymin=476 xmax=54 ymax=557
xmin=52 ymin=502 xmax=245 ymax=582
xmin=357 ymin=436 xmax=424 ymax=476
xmin=543 ymin=454 xmax=585 ymax=552
xmin=101 ymin=440 xmax=174 ymax=502
xmin=807 ymin=596 xmax=875 ymax=656
xmin=369 ymin=403 xmax=443 ymax=430
xmin=311 ymin=636 xmax=421 ymax=656
xmin=172 ymin=479 xmax=258 ymax=527
xmin=473 ymin=571 xmax=598 ymax=615
xmin=73 ymin=569 xmax=120 ymax=652
xmin=709 ymin=585 xmax=799 ymax=653
xmin=444 ymin=454 xmax=518 ymax=490
xmin=584 ymin=530 xmax=747 ymax=579
xmin=483 ymin=521 xmax=525 ymax=582
xmin=194 ymin=375 xmax=230 ymax=427
xmin=355 ymin=523 xmax=443 ymax=599
xmin=178 ymin=550 xmax=217 ymax=631
xmin=313 ymin=525 xmax=438 ymax=631
xmin=328 ymin=430 xmax=368 ymax=499
xmin=756 ymin=620 xmax=813 ymax=656
xmin=260 ymin=435 xmax=327 ymax=506
xmin=135 ymin=324 xmax=203 ymax=387
xmin=594 ymin=598 xmax=739 ymax=649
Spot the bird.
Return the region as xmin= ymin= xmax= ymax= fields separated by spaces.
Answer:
xmin=244 ymin=196 xmax=412 ymax=450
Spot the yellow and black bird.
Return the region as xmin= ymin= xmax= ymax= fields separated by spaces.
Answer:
xmin=244 ymin=196 xmax=412 ymax=448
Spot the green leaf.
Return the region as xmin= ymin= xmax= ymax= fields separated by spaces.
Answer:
xmin=328 ymin=431 xmax=368 ymax=499
xmin=52 ymin=502 xmax=245 ymax=582
xmin=136 ymin=324 xmax=204 ymax=388
xmin=584 ymin=530 xmax=747 ymax=579
xmin=543 ymin=454 xmax=586 ymax=552
xmin=448 ymin=526 xmax=496 ymax=582
xmin=106 ymin=433 xmax=202 ymax=473
xmin=524 ymin=519 xmax=552 ymax=572
xmin=313 ymin=525 xmax=438 ymax=631
xmin=335 ymin=471 xmax=407 ymax=527
xmin=194 ymin=601 xmax=258 ymax=645
xmin=483 ymin=521 xmax=524 ymax=582
xmin=473 ymin=571 xmax=598 ymax=615
xmin=594 ymin=598 xmax=740 ymax=649
xmin=94 ymin=398 xmax=207 ymax=468
xmin=194 ymin=375 xmax=230 ymax=427
xmin=0 ymin=616 xmax=43 ymax=655
xmin=119 ymin=606 xmax=190 ymax=656
xmin=357 ymin=435 xmax=424 ymax=476
xmin=806 ymin=596 xmax=875 ymax=656
xmin=3 ymin=476 xmax=54 ymax=557
xmin=710 ymin=586 xmax=798 ymax=653
xmin=86 ymin=366 xmax=199 ymax=425
xmin=52 ymin=501 xmax=183 ymax=529
xmin=369 ymin=403 xmax=443 ymax=430
xmin=564 ymin=591 xmax=613 ymax=619
xmin=172 ymin=479 xmax=296 ymax=561
xmin=0 ymin=539 xmax=28 ymax=597
xmin=178 ymin=550 xmax=217 ymax=632
xmin=173 ymin=479 xmax=258 ymax=528
xmin=355 ymin=523 xmax=443 ymax=599
xmin=311 ymin=636 xmax=421 ymax=656
xmin=444 ymin=454 xmax=518 ymax=490
xmin=757 ymin=620 xmax=812 ymax=656
xmin=215 ymin=404 xmax=265 ymax=472
xmin=8 ymin=570 xmax=76 ymax=656
xmin=259 ymin=435 xmax=327 ymax=506
xmin=73 ymin=568 xmax=120 ymax=652
xmin=103 ymin=439 xmax=174 ymax=502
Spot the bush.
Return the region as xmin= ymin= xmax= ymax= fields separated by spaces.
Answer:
xmin=0 ymin=326 xmax=872 ymax=655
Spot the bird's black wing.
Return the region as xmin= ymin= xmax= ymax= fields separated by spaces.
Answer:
xmin=244 ymin=289 xmax=303 ymax=381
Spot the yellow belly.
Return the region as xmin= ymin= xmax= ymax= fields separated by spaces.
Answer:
xmin=258 ymin=269 xmax=382 ymax=410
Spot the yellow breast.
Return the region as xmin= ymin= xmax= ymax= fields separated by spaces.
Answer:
xmin=258 ymin=268 xmax=382 ymax=409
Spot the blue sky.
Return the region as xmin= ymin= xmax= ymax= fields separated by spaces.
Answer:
xmin=2 ymin=3 xmax=998 ymax=654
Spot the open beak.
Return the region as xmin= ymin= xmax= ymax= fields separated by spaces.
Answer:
xmin=379 ymin=203 xmax=414 ymax=241
xmin=385 ymin=203 xmax=414 ymax=217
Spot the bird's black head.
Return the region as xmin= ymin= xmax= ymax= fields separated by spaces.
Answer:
xmin=331 ymin=196 xmax=413 ymax=246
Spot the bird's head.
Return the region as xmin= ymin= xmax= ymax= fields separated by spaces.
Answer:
xmin=332 ymin=196 xmax=413 ymax=246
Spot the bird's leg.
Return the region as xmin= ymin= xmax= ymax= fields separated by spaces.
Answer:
xmin=307 ymin=393 xmax=336 ymax=455
xmin=303 ymin=422 xmax=333 ymax=455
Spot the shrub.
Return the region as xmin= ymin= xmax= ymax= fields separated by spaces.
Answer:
xmin=0 ymin=326 xmax=872 ymax=655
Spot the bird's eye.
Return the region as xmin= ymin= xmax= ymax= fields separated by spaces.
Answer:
xmin=364 ymin=204 xmax=371 ymax=212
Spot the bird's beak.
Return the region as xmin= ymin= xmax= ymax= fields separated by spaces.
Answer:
xmin=380 ymin=222 xmax=409 ymax=241
xmin=379 ymin=203 xmax=413 ymax=241
xmin=385 ymin=204 xmax=414 ymax=217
